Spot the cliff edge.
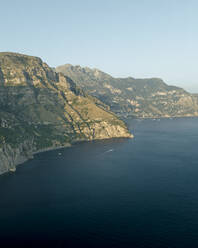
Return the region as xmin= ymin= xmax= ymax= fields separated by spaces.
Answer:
xmin=0 ymin=52 xmax=132 ymax=175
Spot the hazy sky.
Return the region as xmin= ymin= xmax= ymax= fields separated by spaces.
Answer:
xmin=1 ymin=0 xmax=198 ymax=92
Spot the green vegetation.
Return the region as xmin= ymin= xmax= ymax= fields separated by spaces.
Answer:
xmin=56 ymin=64 xmax=198 ymax=118
xmin=0 ymin=52 xmax=131 ymax=174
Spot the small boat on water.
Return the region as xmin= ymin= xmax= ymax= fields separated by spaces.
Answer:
xmin=9 ymin=167 xmax=16 ymax=172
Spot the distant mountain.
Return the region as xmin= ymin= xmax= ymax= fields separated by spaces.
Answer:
xmin=56 ymin=64 xmax=198 ymax=118
xmin=0 ymin=53 xmax=132 ymax=175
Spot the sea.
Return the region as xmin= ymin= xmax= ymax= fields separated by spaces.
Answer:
xmin=0 ymin=117 xmax=198 ymax=248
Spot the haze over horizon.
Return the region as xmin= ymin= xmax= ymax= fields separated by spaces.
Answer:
xmin=1 ymin=0 xmax=198 ymax=93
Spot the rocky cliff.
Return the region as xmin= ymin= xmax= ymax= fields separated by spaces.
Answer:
xmin=0 ymin=53 xmax=132 ymax=175
xmin=56 ymin=64 xmax=198 ymax=118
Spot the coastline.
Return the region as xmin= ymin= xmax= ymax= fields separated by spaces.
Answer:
xmin=1 ymin=135 xmax=133 ymax=176
xmin=121 ymin=114 xmax=198 ymax=120
xmin=2 ymin=115 xmax=197 ymax=176
xmin=33 ymin=143 xmax=72 ymax=155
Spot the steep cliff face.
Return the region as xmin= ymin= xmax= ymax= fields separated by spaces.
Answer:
xmin=0 ymin=141 xmax=34 ymax=174
xmin=56 ymin=64 xmax=198 ymax=118
xmin=0 ymin=52 xmax=132 ymax=175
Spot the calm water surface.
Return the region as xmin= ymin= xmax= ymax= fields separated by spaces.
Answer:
xmin=0 ymin=118 xmax=198 ymax=248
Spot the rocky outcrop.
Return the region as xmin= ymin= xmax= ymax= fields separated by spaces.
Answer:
xmin=0 ymin=52 xmax=132 ymax=175
xmin=0 ymin=140 xmax=34 ymax=174
xmin=56 ymin=64 xmax=198 ymax=118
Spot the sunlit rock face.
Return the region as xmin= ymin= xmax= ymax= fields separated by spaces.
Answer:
xmin=56 ymin=64 xmax=198 ymax=118
xmin=0 ymin=52 xmax=132 ymax=175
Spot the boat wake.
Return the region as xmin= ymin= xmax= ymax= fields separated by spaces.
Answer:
xmin=103 ymin=149 xmax=114 ymax=154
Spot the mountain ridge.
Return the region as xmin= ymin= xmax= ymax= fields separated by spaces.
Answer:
xmin=0 ymin=52 xmax=132 ymax=175
xmin=56 ymin=64 xmax=198 ymax=118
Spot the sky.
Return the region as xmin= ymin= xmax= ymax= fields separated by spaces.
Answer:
xmin=1 ymin=0 xmax=198 ymax=92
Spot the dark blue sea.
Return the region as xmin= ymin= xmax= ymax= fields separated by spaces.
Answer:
xmin=0 ymin=118 xmax=198 ymax=248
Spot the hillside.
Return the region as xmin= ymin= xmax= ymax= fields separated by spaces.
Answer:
xmin=56 ymin=64 xmax=198 ymax=118
xmin=0 ymin=53 xmax=132 ymax=175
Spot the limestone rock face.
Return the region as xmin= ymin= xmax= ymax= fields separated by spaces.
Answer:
xmin=56 ymin=64 xmax=198 ymax=118
xmin=0 ymin=141 xmax=34 ymax=174
xmin=0 ymin=52 xmax=132 ymax=175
